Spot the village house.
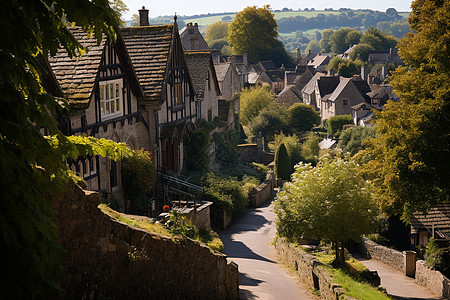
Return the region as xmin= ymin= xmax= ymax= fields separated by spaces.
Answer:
xmin=46 ymin=27 xmax=151 ymax=205
xmin=179 ymin=22 xmax=210 ymax=51
xmin=184 ymin=50 xmax=221 ymax=168
xmin=307 ymin=53 xmax=330 ymax=72
xmin=411 ymin=203 xmax=450 ymax=248
xmin=121 ymin=10 xmax=197 ymax=174
xmin=319 ymin=76 xmax=371 ymax=122
xmin=301 ymin=72 xmax=327 ymax=110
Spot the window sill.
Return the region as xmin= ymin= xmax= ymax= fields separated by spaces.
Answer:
xmin=101 ymin=112 xmax=122 ymax=121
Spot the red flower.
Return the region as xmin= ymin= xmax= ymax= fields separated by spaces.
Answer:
xmin=163 ymin=205 xmax=170 ymax=212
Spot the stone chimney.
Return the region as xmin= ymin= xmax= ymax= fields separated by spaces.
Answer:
xmin=361 ymin=66 xmax=368 ymax=81
xmin=243 ymin=53 xmax=248 ymax=67
xmin=381 ymin=65 xmax=388 ymax=80
xmin=139 ymin=6 xmax=149 ymax=26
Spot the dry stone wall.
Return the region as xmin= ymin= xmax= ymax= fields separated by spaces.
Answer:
xmin=275 ymin=237 xmax=356 ymax=300
xmin=249 ymin=171 xmax=275 ymax=208
xmin=416 ymin=260 xmax=450 ymax=298
xmin=360 ymin=237 xmax=405 ymax=273
xmin=50 ymin=184 xmax=239 ymax=299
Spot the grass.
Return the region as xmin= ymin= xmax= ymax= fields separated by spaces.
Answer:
xmin=99 ymin=204 xmax=224 ymax=253
xmin=307 ymin=247 xmax=390 ymax=300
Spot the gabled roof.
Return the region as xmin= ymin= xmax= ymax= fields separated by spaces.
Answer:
xmin=275 ymin=86 xmax=302 ymax=107
xmin=48 ymin=27 xmax=107 ymax=110
xmin=48 ymin=27 xmax=143 ymax=111
xmin=351 ymin=101 xmax=374 ymax=110
xmin=302 ymin=72 xmax=326 ymax=95
xmin=317 ymin=76 xmax=340 ymax=98
xmin=179 ymin=23 xmax=210 ymax=51
xmin=293 ymin=69 xmax=314 ymax=92
xmin=184 ymin=50 xmax=220 ymax=98
xmin=248 ymin=72 xmax=259 ymax=84
xmin=120 ymin=25 xmax=173 ymax=100
xmin=257 ymin=60 xmax=277 ymax=72
xmin=308 ymin=54 xmax=330 ymax=68
xmin=214 ymin=63 xmax=234 ymax=82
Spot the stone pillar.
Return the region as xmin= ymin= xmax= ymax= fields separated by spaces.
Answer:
xmin=404 ymin=250 xmax=417 ymax=277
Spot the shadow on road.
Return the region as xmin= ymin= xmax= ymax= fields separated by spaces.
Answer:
xmin=239 ymin=272 xmax=264 ymax=286
xmin=224 ymin=239 xmax=275 ymax=263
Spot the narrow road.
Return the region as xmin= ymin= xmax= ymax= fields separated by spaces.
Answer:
xmin=220 ymin=199 xmax=316 ymax=300
xmin=355 ymin=256 xmax=443 ymax=299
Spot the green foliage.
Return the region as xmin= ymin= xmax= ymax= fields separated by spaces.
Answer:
xmin=327 ymin=56 xmax=363 ymax=77
xmin=122 ymin=149 xmax=156 ymax=214
xmin=320 ymin=29 xmax=334 ymax=52
xmin=360 ymin=27 xmax=398 ymax=50
xmin=302 ymin=132 xmax=322 ymax=163
xmin=183 ymin=129 xmax=210 ymax=173
xmin=274 ymin=143 xmax=291 ymax=181
xmin=0 ymin=0 xmax=120 ymax=296
xmin=274 ymin=155 xmax=378 ymax=264
xmin=286 ymin=103 xmax=321 ymax=133
xmin=248 ymin=104 xmax=287 ymax=142
xmin=366 ymin=233 xmax=389 ymax=246
xmin=338 ymin=126 xmax=376 ymax=156
xmin=205 ymin=21 xmax=229 ymax=44
xmin=424 ymin=239 xmax=450 ymax=277
xmin=349 ymin=43 xmax=375 ymax=61
xmin=362 ymin=0 xmax=450 ymax=220
xmin=305 ymin=39 xmax=321 ymax=53
xmin=239 ymin=85 xmax=274 ymax=126
xmin=329 ymin=28 xmax=359 ymax=53
xmin=228 ymin=5 xmax=292 ymax=66
xmin=213 ymin=128 xmax=239 ymax=168
xmin=202 ymin=173 xmax=249 ymax=227
xmin=326 ymin=115 xmax=353 ymax=137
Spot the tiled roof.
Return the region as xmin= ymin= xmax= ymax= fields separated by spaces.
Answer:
xmin=184 ymin=51 xmax=217 ymax=98
xmin=48 ymin=27 xmax=106 ymax=110
xmin=179 ymin=24 xmax=210 ymax=51
xmin=120 ymin=25 xmax=173 ymax=100
xmin=317 ymin=76 xmax=340 ymax=98
xmin=293 ymin=69 xmax=314 ymax=92
xmin=411 ymin=203 xmax=450 ymax=238
xmin=275 ymin=86 xmax=302 ymax=107
xmin=214 ymin=63 xmax=231 ymax=82
xmin=302 ymin=72 xmax=326 ymax=95
xmin=257 ymin=60 xmax=277 ymax=72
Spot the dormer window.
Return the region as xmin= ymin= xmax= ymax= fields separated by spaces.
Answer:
xmin=100 ymin=79 xmax=122 ymax=119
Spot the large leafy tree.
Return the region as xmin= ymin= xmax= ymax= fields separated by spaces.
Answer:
xmin=228 ymin=5 xmax=291 ymax=66
xmin=0 ymin=0 xmax=122 ymax=297
xmin=274 ymin=156 xmax=377 ymax=265
xmin=285 ymin=103 xmax=320 ymax=133
xmin=239 ymin=85 xmax=274 ymax=126
xmin=362 ymin=0 xmax=450 ymax=221
xmin=205 ymin=21 xmax=229 ymax=44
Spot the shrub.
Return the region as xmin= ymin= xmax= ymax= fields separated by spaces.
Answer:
xmin=366 ymin=233 xmax=389 ymax=246
xmin=183 ymin=128 xmax=210 ymax=173
xmin=326 ymin=115 xmax=353 ymax=137
xmin=425 ymin=239 xmax=450 ymax=277
xmin=275 ymin=143 xmax=291 ymax=181
xmin=121 ymin=149 xmax=156 ymax=214
xmin=338 ymin=126 xmax=376 ymax=156
xmin=286 ymin=103 xmax=320 ymax=133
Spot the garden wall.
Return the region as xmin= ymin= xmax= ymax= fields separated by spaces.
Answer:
xmin=249 ymin=170 xmax=276 ymax=208
xmin=275 ymin=237 xmax=355 ymax=300
xmin=50 ymin=183 xmax=239 ymax=299
xmin=360 ymin=237 xmax=406 ymax=273
xmin=415 ymin=260 xmax=450 ymax=298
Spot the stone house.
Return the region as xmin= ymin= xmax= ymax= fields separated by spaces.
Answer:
xmin=318 ymin=76 xmax=371 ymax=122
xmin=179 ymin=22 xmax=210 ymax=51
xmin=307 ymin=53 xmax=330 ymax=72
xmin=301 ymin=72 xmax=327 ymax=110
xmin=47 ymin=27 xmax=151 ymax=204
xmin=214 ymin=62 xmax=241 ymax=129
xmin=184 ymin=50 xmax=221 ymax=168
xmin=121 ymin=15 xmax=197 ymax=174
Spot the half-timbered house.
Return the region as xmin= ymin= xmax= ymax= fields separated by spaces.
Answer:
xmin=47 ymin=27 xmax=152 ymax=204
xmin=121 ymin=15 xmax=197 ymax=174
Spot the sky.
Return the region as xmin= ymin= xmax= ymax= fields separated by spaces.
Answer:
xmin=122 ymin=0 xmax=413 ymax=20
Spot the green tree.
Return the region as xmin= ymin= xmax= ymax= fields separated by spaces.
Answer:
xmin=228 ymin=5 xmax=291 ymax=66
xmin=305 ymin=39 xmax=321 ymax=54
xmin=239 ymin=85 xmax=274 ymax=126
xmin=326 ymin=115 xmax=353 ymax=137
xmin=274 ymin=143 xmax=291 ymax=181
xmin=320 ymin=29 xmax=334 ymax=52
xmin=349 ymin=43 xmax=375 ymax=61
xmin=338 ymin=126 xmax=376 ymax=156
xmin=302 ymin=132 xmax=321 ymax=163
xmin=205 ymin=21 xmax=229 ymax=44
xmin=109 ymin=0 xmax=128 ymax=25
xmin=327 ymin=57 xmax=363 ymax=77
xmin=249 ymin=105 xmax=287 ymax=142
xmin=0 ymin=0 xmax=120 ymax=297
xmin=286 ymin=103 xmax=320 ymax=133
xmin=362 ymin=0 xmax=450 ymax=221
xmin=274 ymin=156 xmax=377 ymax=265
xmin=329 ymin=27 xmax=356 ymax=53
xmin=360 ymin=27 xmax=398 ymax=50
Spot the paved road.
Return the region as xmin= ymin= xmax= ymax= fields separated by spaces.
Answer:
xmin=355 ymin=256 xmax=443 ymax=300
xmin=220 ymin=200 xmax=317 ymax=300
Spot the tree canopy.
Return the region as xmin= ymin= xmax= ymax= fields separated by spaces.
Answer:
xmin=239 ymin=85 xmax=274 ymax=126
xmin=0 ymin=0 xmax=123 ymax=297
xmin=362 ymin=0 xmax=450 ymax=221
xmin=228 ymin=5 xmax=292 ymax=66
xmin=274 ymin=156 xmax=377 ymax=264
xmin=205 ymin=21 xmax=229 ymax=44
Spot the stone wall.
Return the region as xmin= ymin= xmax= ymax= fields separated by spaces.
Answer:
xmin=50 ymin=184 xmax=239 ymax=299
xmin=249 ymin=171 xmax=275 ymax=208
xmin=360 ymin=237 xmax=405 ymax=273
xmin=415 ymin=260 xmax=450 ymax=298
xmin=275 ymin=237 xmax=355 ymax=300
xmin=184 ymin=201 xmax=212 ymax=230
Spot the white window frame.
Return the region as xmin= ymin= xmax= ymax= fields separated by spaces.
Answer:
xmin=100 ymin=79 xmax=122 ymax=120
